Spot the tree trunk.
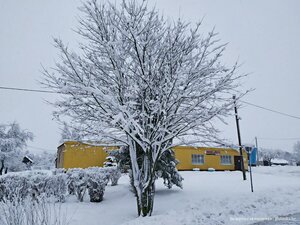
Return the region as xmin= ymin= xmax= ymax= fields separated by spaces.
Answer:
xmin=0 ymin=160 xmax=4 ymax=175
xmin=134 ymin=176 xmax=155 ymax=217
xmin=138 ymin=155 xmax=156 ymax=217
xmin=128 ymin=139 xmax=157 ymax=216
xmin=140 ymin=182 xmax=155 ymax=216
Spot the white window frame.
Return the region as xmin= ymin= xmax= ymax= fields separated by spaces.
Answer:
xmin=221 ymin=155 xmax=232 ymax=165
xmin=192 ymin=154 xmax=204 ymax=165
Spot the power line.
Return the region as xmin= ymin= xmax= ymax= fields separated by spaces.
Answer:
xmin=0 ymin=86 xmax=56 ymax=94
xmin=1 ymin=85 xmax=300 ymax=121
xmin=257 ymin=137 xmax=300 ymax=141
xmin=241 ymin=100 xmax=300 ymax=120
xmin=27 ymin=145 xmax=55 ymax=152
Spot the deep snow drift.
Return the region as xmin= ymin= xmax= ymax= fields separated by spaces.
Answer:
xmin=60 ymin=166 xmax=300 ymax=225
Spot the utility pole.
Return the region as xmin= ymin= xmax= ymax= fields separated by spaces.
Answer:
xmin=248 ymin=150 xmax=253 ymax=192
xmin=248 ymin=151 xmax=254 ymax=192
xmin=255 ymin=137 xmax=259 ymax=166
xmin=233 ymin=95 xmax=246 ymax=180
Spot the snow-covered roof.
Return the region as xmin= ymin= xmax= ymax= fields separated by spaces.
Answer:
xmin=271 ymin=158 xmax=288 ymax=164
xmin=25 ymin=155 xmax=33 ymax=162
xmin=81 ymin=141 xmax=125 ymax=147
xmin=22 ymin=155 xmax=34 ymax=163
xmin=63 ymin=140 xmax=125 ymax=147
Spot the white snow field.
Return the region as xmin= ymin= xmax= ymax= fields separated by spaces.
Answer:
xmin=63 ymin=166 xmax=300 ymax=225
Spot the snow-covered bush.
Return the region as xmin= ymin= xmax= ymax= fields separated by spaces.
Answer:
xmin=29 ymin=173 xmax=48 ymax=200
xmin=0 ymin=196 xmax=69 ymax=225
xmin=66 ymin=167 xmax=113 ymax=202
xmin=23 ymin=170 xmax=67 ymax=202
xmin=52 ymin=168 xmax=66 ymax=175
xmin=103 ymin=156 xmax=117 ymax=167
xmin=44 ymin=174 xmax=67 ymax=202
xmin=108 ymin=148 xmax=131 ymax=173
xmin=0 ymin=174 xmax=31 ymax=202
xmin=104 ymin=167 xmax=121 ymax=186
xmin=87 ymin=166 xmax=122 ymax=186
xmin=66 ymin=168 xmax=87 ymax=202
xmin=87 ymin=171 xmax=108 ymax=202
xmin=65 ymin=171 xmax=75 ymax=195
xmin=0 ymin=171 xmax=67 ymax=203
xmin=85 ymin=166 xmax=105 ymax=174
xmin=156 ymin=149 xmax=183 ymax=189
xmin=0 ymin=167 xmax=116 ymax=204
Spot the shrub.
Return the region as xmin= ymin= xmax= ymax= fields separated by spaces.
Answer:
xmin=105 ymin=167 xmax=121 ymax=186
xmin=0 ymin=175 xmax=31 ymax=202
xmin=0 ymin=171 xmax=67 ymax=203
xmin=44 ymin=174 xmax=67 ymax=202
xmin=52 ymin=168 xmax=66 ymax=175
xmin=0 ymin=167 xmax=116 ymax=204
xmin=66 ymin=168 xmax=87 ymax=202
xmin=0 ymin=196 xmax=69 ymax=225
xmin=30 ymin=173 xmax=48 ymax=200
xmin=87 ymin=171 xmax=108 ymax=202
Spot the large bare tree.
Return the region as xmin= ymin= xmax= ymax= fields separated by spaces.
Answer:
xmin=44 ymin=0 xmax=245 ymax=216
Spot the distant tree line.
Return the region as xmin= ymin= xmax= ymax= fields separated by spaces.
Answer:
xmin=0 ymin=122 xmax=56 ymax=175
xmin=259 ymin=144 xmax=300 ymax=165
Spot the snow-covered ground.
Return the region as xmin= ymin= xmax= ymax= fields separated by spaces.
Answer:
xmin=62 ymin=166 xmax=300 ymax=225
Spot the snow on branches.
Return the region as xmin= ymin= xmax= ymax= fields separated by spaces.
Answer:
xmin=0 ymin=122 xmax=33 ymax=175
xmin=43 ymin=0 xmax=246 ymax=216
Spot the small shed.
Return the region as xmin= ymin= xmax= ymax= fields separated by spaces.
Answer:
xmin=271 ymin=158 xmax=288 ymax=166
xmin=22 ymin=155 xmax=34 ymax=165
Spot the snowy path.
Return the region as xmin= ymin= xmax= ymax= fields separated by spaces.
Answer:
xmin=63 ymin=166 xmax=300 ymax=225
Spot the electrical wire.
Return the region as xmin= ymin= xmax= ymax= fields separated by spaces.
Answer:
xmin=27 ymin=145 xmax=55 ymax=152
xmin=1 ymin=85 xmax=300 ymax=120
xmin=257 ymin=137 xmax=300 ymax=141
xmin=241 ymin=100 xmax=300 ymax=120
xmin=0 ymin=86 xmax=56 ymax=94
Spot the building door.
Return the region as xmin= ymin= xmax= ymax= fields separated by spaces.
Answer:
xmin=234 ymin=156 xmax=242 ymax=171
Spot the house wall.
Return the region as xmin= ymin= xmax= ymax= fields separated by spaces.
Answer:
xmin=56 ymin=141 xmax=248 ymax=171
xmin=58 ymin=141 xmax=119 ymax=169
xmin=56 ymin=144 xmax=65 ymax=168
xmin=173 ymin=146 xmax=248 ymax=171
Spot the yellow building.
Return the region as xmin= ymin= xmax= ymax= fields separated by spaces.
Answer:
xmin=56 ymin=141 xmax=248 ymax=171
xmin=174 ymin=146 xmax=248 ymax=171
xmin=56 ymin=141 xmax=120 ymax=169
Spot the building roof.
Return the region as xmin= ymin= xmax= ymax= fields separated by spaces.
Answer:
xmin=22 ymin=155 xmax=34 ymax=164
xmin=271 ymin=158 xmax=289 ymax=164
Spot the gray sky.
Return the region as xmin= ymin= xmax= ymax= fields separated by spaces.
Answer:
xmin=1 ymin=0 xmax=300 ymax=154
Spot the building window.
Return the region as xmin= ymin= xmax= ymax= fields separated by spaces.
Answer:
xmin=192 ymin=154 xmax=204 ymax=165
xmin=221 ymin=155 xmax=232 ymax=165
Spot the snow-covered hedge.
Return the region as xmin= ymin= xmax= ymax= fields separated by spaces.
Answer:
xmin=66 ymin=168 xmax=88 ymax=202
xmin=0 ymin=167 xmax=122 ymax=203
xmin=67 ymin=167 xmax=121 ymax=202
xmin=87 ymin=170 xmax=108 ymax=202
xmin=104 ymin=167 xmax=122 ymax=186
xmin=0 ymin=174 xmax=31 ymax=201
xmin=45 ymin=174 xmax=67 ymax=202
xmin=0 ymin=171 xmax=67 ymax=202
xmin=0 ymin=196 xmax=69 ymax=225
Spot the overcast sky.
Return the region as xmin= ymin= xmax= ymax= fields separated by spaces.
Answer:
xmin=1 ymin=0 xmax=300 ymax=154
